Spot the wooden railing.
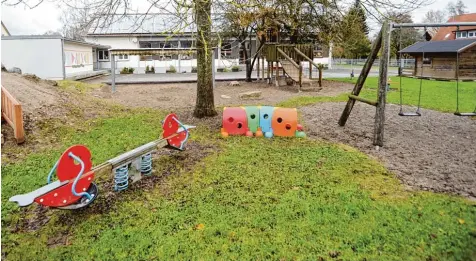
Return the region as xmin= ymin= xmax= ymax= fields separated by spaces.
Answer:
xmin=1 ymin=86 xmax=25 ymax=144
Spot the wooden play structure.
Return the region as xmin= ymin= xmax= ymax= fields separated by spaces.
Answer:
xmin=1 ymin=85 xmax=25 ymax=144
xmin=339 ymin=21 xmax=476 ymax=147
xmin=255 ymin=43 xmax=324 ymax=91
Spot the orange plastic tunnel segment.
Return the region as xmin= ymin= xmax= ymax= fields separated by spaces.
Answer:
xmin=271 ymin=108 xmax=298 ymax=137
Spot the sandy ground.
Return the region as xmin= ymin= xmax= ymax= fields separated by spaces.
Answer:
xmin=301 ymin=102 xmax=476 ymax=199
xmin=92 ymin=80 xmax=352 ymax=109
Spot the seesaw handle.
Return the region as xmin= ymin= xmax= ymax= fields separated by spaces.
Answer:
xmin=9 ymin=181 xmax=66 ymax=207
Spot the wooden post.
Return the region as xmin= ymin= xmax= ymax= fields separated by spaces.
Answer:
xmin=14 ymin=104 xmax=25 ymax=143
xmin=338 ymin=25 xmax=383 ymax=126
xmin=270 ymin=61 xmax=274 ymax=85
xmin=111 ymin=54 xmax=116 ymax=92
xmin=267 ymin=61 xmax=271 ymax=84
xmin=257 ymin=57 xmax=260 ymax=80
xmin=373 ymin=21 xmax=392 ymax=147
xmin=261 ymin=57 xmax=265 ymax=81
xmin=309 ymin=61 xmax=312 ymax=79
xmin=318 ymin=64 xmax=323 ymax=87
xmin=298 ymin=65 xmax=302 ymax=92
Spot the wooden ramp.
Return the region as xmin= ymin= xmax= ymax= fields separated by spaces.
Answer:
xmin=280 ymin=59 xmax=301 ymax=82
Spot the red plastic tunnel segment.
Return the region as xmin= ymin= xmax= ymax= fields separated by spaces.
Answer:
xmin=222 ymin=107 xmax=248 ymax=135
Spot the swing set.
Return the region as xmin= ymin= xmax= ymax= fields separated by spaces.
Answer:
xmin=339 ymin=21 xmax=476 ymax=146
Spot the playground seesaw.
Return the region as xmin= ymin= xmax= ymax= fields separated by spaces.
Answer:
xmin=9 ymin=113 xmax=195 ymax=210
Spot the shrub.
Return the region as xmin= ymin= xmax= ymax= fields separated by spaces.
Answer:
xmin=150 ymin=66 xmax=155 ymax=73
xmin=146 ymin=65 xmax=150 ymax=71
xmin=120 ymin=67 xmax=130 ymax=74
xmin=191 ymin=66 xmax=197 ymax=73
xmin=128 ymin=67 xmax=134 ymax=73
xmin=167 ymin=65 xmax=177 ymax=73
xmin=232 ymin=65 xmax=240 ymax=72
xmin=223 ymin=67 xmax=231 ymax=72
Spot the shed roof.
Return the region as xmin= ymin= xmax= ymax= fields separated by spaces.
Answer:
xmin=399 ymin=39 xmax=476 ymax=54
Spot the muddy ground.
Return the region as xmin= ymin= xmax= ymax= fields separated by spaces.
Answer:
xmin=92 ymin=80 xmax=351 ymax=109
xmin=301 ymin=102 xmax=476 ymax=199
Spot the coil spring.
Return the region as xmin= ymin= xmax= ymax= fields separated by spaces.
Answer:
xmin=140 ymin=153 xmax=153 ymax=176
xmin=114 ymin=165 xmax=129 ymax=191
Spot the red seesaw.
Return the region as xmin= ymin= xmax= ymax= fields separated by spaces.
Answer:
xmin=9 ymin=113 xmax=194 ymax=210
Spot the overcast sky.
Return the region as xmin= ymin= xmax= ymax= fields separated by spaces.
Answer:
xmin=1 ymin=0 xmax=476 ymax=35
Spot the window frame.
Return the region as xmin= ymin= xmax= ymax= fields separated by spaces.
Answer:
xmin=97 ymin=50 xmax=109 ymax=61
xmin=116 ymin=54 xmax=129 ymax=61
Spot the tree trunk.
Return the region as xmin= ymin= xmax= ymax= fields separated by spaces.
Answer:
xmin=193 ymin=0 xmax=217 ymax=118
xmin=241 ymin=36 xmax=251 ymax=82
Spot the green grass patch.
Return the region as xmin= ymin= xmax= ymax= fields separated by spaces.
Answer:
xmin=276 ymin=93 xmax=349 ymax=107
xmin=328 ymin=77 xmax=476 ymax=113
xmin=57 ymin=80 xmax=103 ymax=93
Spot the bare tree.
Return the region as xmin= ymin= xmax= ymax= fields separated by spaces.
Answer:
xmin=422 ymin=9 xmax=446 ymax=35
xmin=60 ymin=5 xmax=94 ymax=40
xmin=447 ymin=0 xmax=467 ymax=18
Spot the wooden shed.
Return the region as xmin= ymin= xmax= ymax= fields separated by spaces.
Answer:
xmin=400 ymin=39 xmax=476 ymax=80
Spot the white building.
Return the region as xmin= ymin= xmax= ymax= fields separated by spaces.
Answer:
xmin=1 ymin=35 xmax=110 ymax=80
xmin=84 ymin=14 xmax=256 ymax=73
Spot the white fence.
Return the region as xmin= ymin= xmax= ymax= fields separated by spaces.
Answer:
xmin=331 ymin=58 xmax=415 ymax=69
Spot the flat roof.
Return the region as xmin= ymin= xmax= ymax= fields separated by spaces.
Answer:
xmin=1 ymin=35 xmax=110 ymax=49
xmin=399 ymin=39 xmax=476 ymax=54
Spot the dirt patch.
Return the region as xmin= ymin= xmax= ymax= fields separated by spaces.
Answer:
xmin=92 ymin=80 xmax=352 ymax=109
xmin=301 ymin=102 xmax=476 ymax=199
xmin=1 ymin=72 xmax=60 ymax=113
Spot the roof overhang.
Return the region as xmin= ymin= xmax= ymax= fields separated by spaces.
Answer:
xmin=2 ymin=35 xmax=111 ymax=49
xmin=109 ymin=47 xmax=197 ymax=55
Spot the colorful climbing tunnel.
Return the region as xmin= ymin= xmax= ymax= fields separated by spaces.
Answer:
xmin=221 ymin=106 xmax=306 ymax=138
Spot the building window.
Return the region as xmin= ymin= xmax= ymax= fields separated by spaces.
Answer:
xmin=117 ymin=54 xmax=129 ymax=61
xmin=423 ymin=57 xmax=432 ymax=65
xmin=461 ymin=31 xmax=467 ymax=38
xmin=468 ymin=31 xmax=475 ymax=38
xmin=98 ymin=50 xmax=109 ymax=61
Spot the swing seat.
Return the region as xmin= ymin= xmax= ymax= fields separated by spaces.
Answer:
xmin=399 ymin=112 xmax=421 ymax=117
xmin=454 ymin=112 xmax=476 ymax=117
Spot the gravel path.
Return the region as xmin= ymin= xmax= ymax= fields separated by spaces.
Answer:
xmin=92 ymin=80 xmax=352 ymax=109
xmin=301 ymin=102 xmax=476 ymax=199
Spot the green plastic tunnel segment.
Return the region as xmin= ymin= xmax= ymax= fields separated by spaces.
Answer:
xmin=244 ymin=106 xmax=260 ymax=133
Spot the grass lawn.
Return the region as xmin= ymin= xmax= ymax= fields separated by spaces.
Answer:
xmin=329 ymin=77 xmax=476 ymax=113
xmin=1 ymin=82 xmax=475 ymax=260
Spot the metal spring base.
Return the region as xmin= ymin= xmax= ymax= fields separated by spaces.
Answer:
xmin=140 ymin=153 xmax=153 ymax=176
xmin=114 ymin=165 xmax=129 ymax=191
